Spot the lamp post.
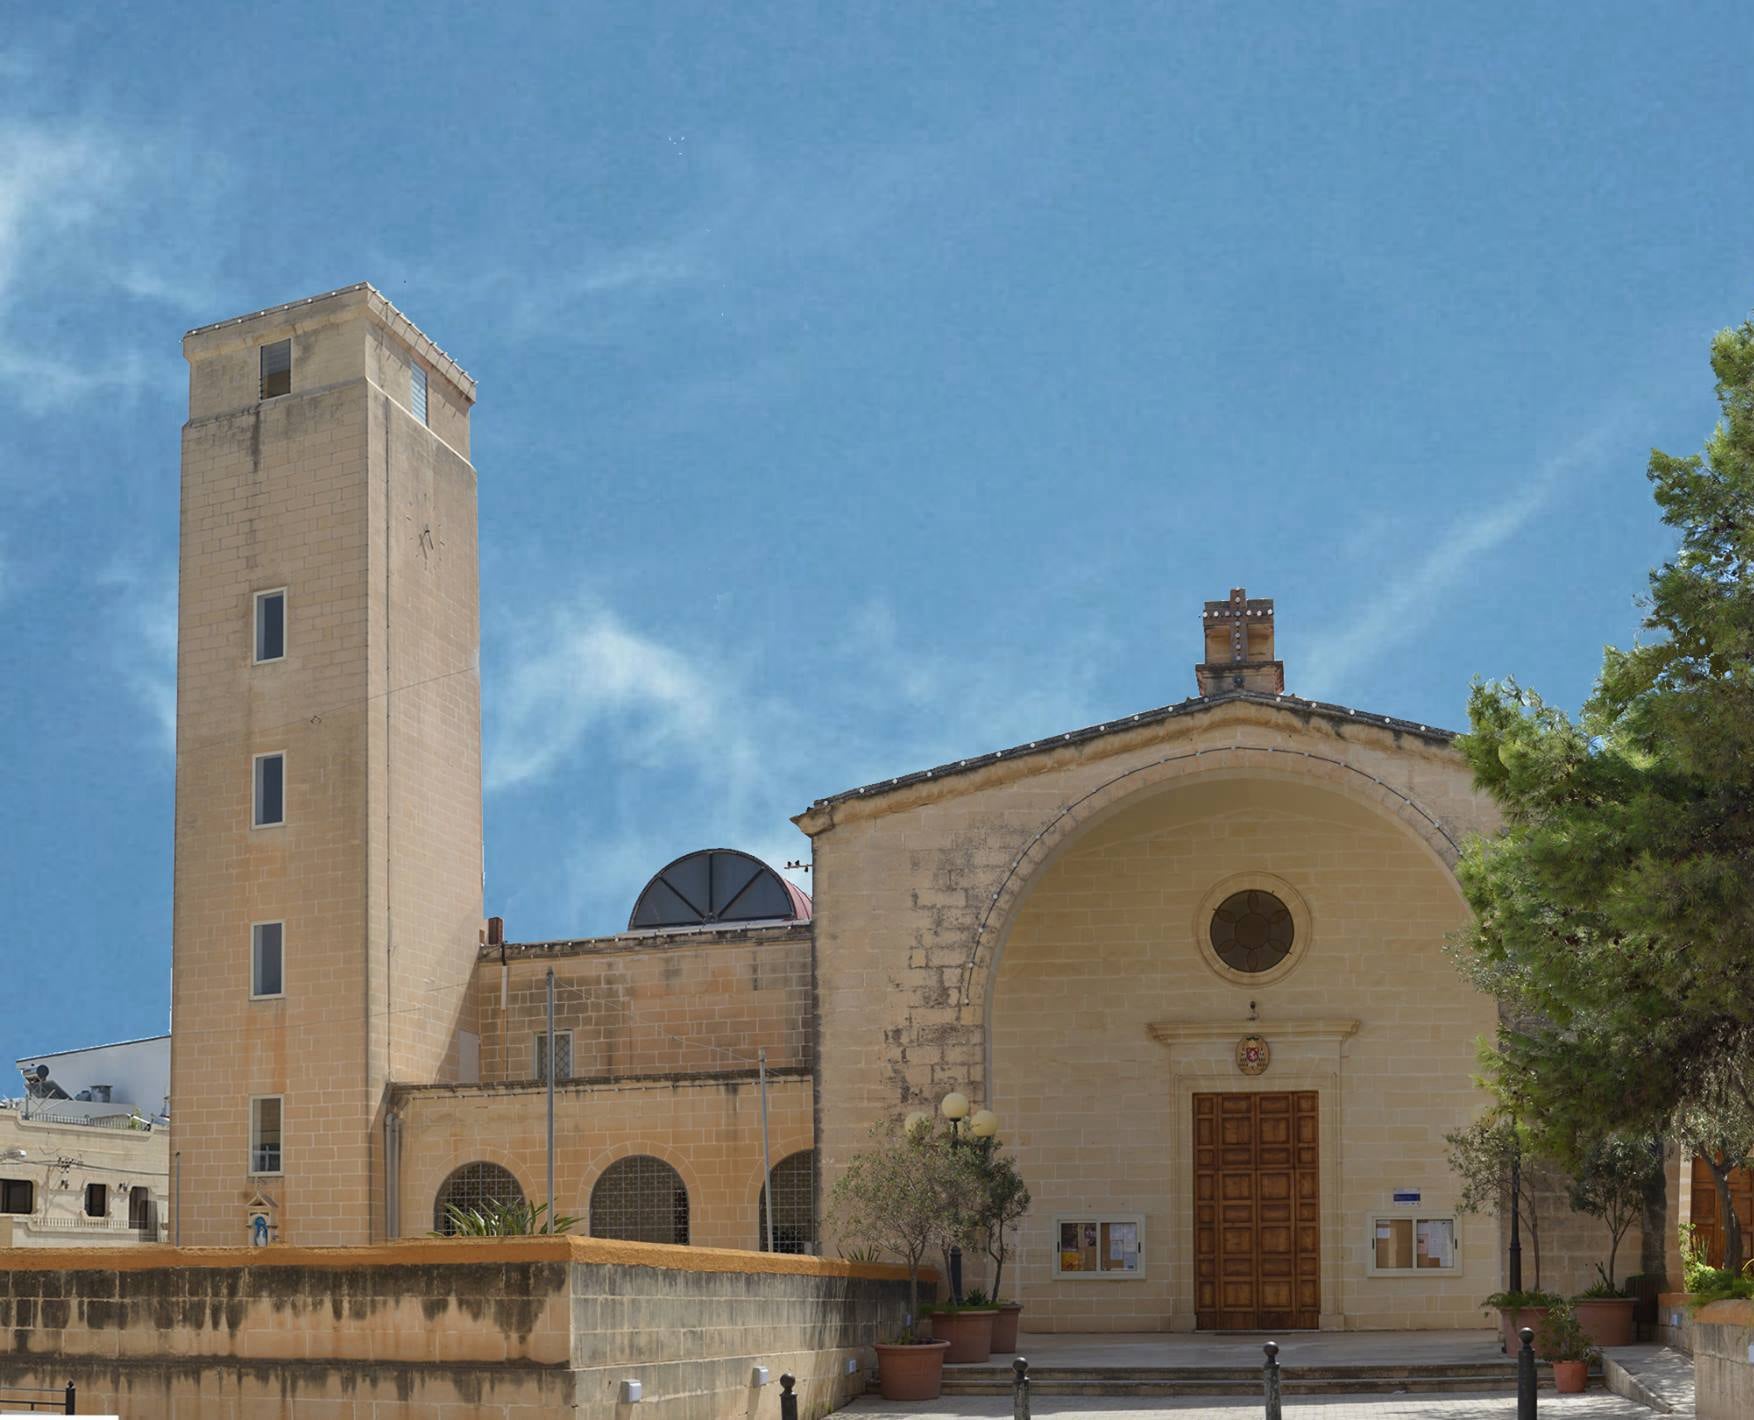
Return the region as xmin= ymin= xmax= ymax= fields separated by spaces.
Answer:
xmin=939 ymin=1092 xmax=1000 ymax=1306
xmin=1507 ymin=1127 xmax=1524 ymax=1296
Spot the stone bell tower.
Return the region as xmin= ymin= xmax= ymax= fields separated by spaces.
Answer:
xmin=169 ymin=284 xmax=484 ymax=1245
xmin=1196 ymin=587 xmax=1284 ymax=696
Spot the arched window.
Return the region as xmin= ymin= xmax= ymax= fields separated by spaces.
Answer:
xmin=590 ymin=1155 xmax=689 ymax=1244
xmin=758 ymin=1150 xmax=816 ymax=1254
xmin=433 ymin=1162 xmax=525 ymax=1235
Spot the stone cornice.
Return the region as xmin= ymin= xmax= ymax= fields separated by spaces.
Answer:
xmin=795 ymin=694 xmax=1463 ymax=835
xmin=1147 ymin=1018 xmax=1361 ymax=1046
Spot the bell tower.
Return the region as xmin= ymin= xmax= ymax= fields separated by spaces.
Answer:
xmin=170 ymin=284 xmax=484 ymax=1244
xmin=1196 ymin=587 xmax=1284 ymax=696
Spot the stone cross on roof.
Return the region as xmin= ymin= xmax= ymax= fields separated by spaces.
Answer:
xmin=1196 ymin=587 xmax=1285 ymax=696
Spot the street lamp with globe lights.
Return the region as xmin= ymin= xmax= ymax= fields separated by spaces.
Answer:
xmin=938 ymin=1092 xmax=1000 ymax=1303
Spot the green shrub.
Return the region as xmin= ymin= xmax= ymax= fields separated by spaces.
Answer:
xmin=1484 ymin=1289 xmax=1563 ymax=1312
xmin=1535 ymin=1302 xmax=1600 ymax=1364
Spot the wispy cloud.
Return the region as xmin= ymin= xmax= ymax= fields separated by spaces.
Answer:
xmin=96 ymin=561 xmax=177 ymax=753
xmin=485 ymin=587 xmax=1109 ymax=933
xmin=1300 ymin=423 xmax=1626 ymax=697
xmin=0 ymin=119 xmax=219 ymax=411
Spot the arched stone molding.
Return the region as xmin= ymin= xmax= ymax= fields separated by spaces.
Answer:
xmin=964 ymin=745 xmax=1464 ymax=1030
xmin=747 ymin=1141 xmax=818 ymax=1252
xmin=741 ymin=1133 xmax=816 ymax=1208
xmin=405 ymin=1147 xmax=536 ymax=1239
xmin=578 ymin=1138 xmax=704 ymax=1226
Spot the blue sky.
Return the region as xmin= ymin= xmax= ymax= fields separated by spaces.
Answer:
xmin=2 ymin=3 xmax=1751 ymax=1072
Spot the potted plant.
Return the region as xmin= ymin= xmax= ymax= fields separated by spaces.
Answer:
xmin=932 ymin=1291 xmax=1000 ymax=1365
xmin=1572 ymin=1268 xmax=1635 ymax=1348
xmin=1484 ymin=1289 xmax=1563 ymax=1356
xmin=1567 ymin=1134 xmax=1662 ymax=1347
xmin=830 ymin=1118 xmax=965 ymax=1401
xmin=1447 ymin=1113 xmax=1562 ymax=1350
xmin=978 ymin=1150 xmax=1031 ymax=1352
xmin=927 ymin=1137 xmax=998 ymax=1364
xmin=1536 ymin=1302 xmax=1598 ymax=1393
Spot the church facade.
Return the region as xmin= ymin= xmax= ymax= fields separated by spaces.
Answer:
xmin=169 ymin=285 xmax=1677 ymax=1331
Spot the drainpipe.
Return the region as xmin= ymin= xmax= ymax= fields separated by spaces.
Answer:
xmin=173 ymin=1151 xmax=181 ymax=1246
xmin=759 ymin=1048 xmax=775 ymax=1252
xmin=385 ymin=1111 xmax=401 ymax=1239
xmin=545 ymin=966 xmax=556 ymax=1230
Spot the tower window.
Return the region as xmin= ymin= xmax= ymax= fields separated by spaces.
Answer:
xmin=253 ymin=752 xmax=285 ymax=827
xmin=260 ymin=339 xmax=292 ymax=399
xmin=252 ymin=922 xmax=284 ymax=998
xmin=254 ymin=589 xmax=286 ymax=663
xmin=410 ymin=363 xmax=428 ymax=425
xmin=534 ymin=1031 xmax=573 ymax=1084
xmin=250 ymin=1097 xmax=283 ymax=1174
xmin=84 ymin=1183 xmax=108 ymax=1218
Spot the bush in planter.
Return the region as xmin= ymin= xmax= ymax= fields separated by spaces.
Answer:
xmin=1572 ymin=1266 xmax=1637 ymax=1348
xmin=978 ymin=1150 xmax=1032 ymax=1304
xmin=829 ymin=1118 xmax=985 ymax=1341
xmin=1568 ymin=1134 xmax=1663 ymax=1292
xmin=1446 ymin=1114 xmax=1561 ymax=1290
xmin=1535 ymin=1302 xmax=1599 ymax=1392
xmin=1484 ymin=1289 xmax=1563 ymax=1356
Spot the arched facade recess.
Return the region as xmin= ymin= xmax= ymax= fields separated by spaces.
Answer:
xmin=960 ymin=744 xmax=1464 ymax=1027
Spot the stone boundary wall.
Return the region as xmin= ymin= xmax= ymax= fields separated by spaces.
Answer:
xmin=1692 ymin=1298 xmax=1754 ymax=1420
xmin=1657 ymin=1290 xmax=1695 ymax=1352
xmin=0 ymin=1238 xmax=926 ymax=1419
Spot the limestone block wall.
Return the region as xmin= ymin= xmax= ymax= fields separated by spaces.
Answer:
xmin=172 ymin=374 xmax=378 ymax=1247
xmin=0 ymin=1239 xmax=916 ymax=1419
xmin=987 ymin=773 xmax=1497 ymax=1331
xmin=395 ymin=1073 xmax=815 ymax=1249
xmin=1693 ymin=1299 xmax=1754 ymax=1420
xmin=367 ymin=374 xmax=484 ymax=1093
xmin=173 ymin=283 xmax=483 ymax=1248
xmin=473 ymin=927 xmax=813 ymax=1085
xmin=1507 ymin=1167 xmax=1646 ymax=1303
xmin=800 ymin=699 xmax=1501 ymax=1276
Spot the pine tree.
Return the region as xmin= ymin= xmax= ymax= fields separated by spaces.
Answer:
xmin=1452 ymin=317 xmax=1754 ymax=1273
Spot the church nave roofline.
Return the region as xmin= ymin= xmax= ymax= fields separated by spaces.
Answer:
xmin=799 ymin=688 xmax=1459 ymax=821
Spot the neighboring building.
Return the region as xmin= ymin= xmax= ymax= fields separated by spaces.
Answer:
xmin=166 ymin=285 xmax=1703 ymax=1328
xmin=1 ymin=1037 xmax=170 ymax=1248
xmin=17 ymin=1034 xmax=170 ymax=1122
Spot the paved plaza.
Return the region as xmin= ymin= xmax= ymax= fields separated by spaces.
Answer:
xmin=839 ymin=1332 xmax=1694 ymax=1419
xmin=841 ymin=1392 xmax=1662 ymax=1418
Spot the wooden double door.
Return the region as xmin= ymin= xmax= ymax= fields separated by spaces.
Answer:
xmin=1194 ymin=1091 xmax=1321 ymax=1330
xmin=1690 ymin=1155 xmax=1754 ymax=1266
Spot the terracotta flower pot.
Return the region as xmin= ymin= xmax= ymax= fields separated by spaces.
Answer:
xmin=875 ymin=1340 xmax=951 ymax=1401
xmin=1572 ymin=1297 xmax=1634 ymax=1348
xmin=990 ymin=1302 xmax=1023 ymax=1353
xmin=1552 ymin=1359 xmax=1589 ymax=1394
xmin=1501 ymin=1307 xmax=1552 ymax=1357
xmin=933 ymin=1307 xmax=998 ymax=1364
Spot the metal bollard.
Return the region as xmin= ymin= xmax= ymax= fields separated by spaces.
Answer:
xmin=779 ymin=1372 xmax=797 ymax=1420
xmin=64 ymin=1381 xmax=76 ymax=1415
xmin=1517 ymin=1326 xmax=1537 ymax=1420
xmin=1262 ymin=1341 xmax=1282 ymax=1420
xmin=1012 ymin=1355 xmax=1030 ymax=1420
